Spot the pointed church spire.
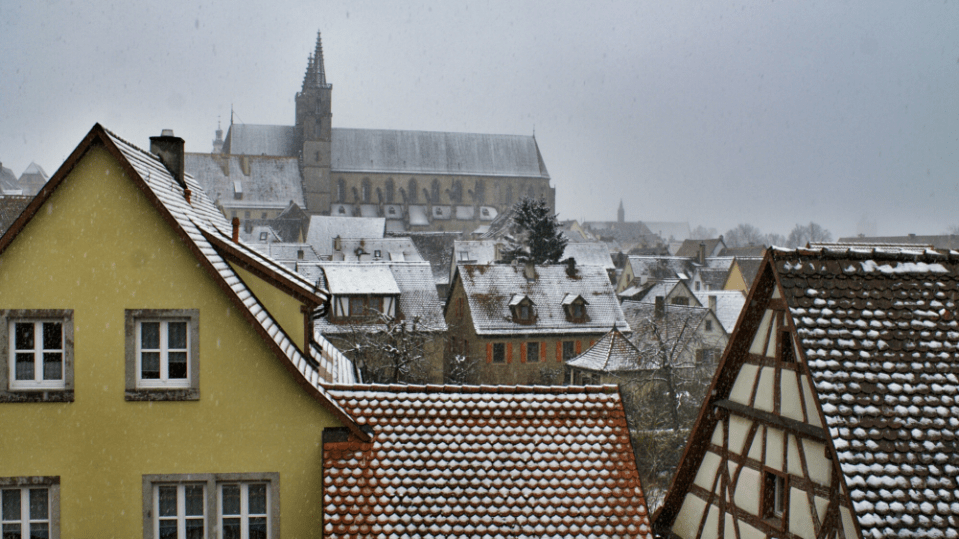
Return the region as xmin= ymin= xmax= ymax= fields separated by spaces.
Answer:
xmin=302 ymin=31 xmax=330 ymax=92
xmin=617 ymin=199 xmax=625 ymax=223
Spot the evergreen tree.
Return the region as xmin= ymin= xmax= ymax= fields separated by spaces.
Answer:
xmin=499 ymin=197 xmax=568 ymax=265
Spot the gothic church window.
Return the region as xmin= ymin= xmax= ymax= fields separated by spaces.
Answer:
xmin=385 ymin=179 xmax=395 ymax=203
xmin=362 ymin=179 xmax=372 ymax=203
xmin=336 ymin=179 xmax=346 ymax=203
xmin=408 ymin=178 xmax=418 ymax=203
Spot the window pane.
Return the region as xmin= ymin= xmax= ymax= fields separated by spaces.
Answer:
xmin=1 ymin=489 xmax=20 ymax=520
xmin=158 ymin=520 xmax=178 ymax=539
xmin=158 ymin=486 xmax=177 ymax=517
xmin=15 ymin=354 xmax=35 ymax=381
xmin=221 ymin=485 xmax=240 ymax=515
xmin=168 ymin=352 xmax=188 ymax=379
xmin=28 ymin=489 xmax=47 ymax=519
xmin=42 ymin=323 xmax=62 ymax=350
xmin=222 ymin=518 xmax=241 ymax=539
xmin=249 ymin=517 xmax=267 ymax=539
xmin=185 ymin=519 xmax=204 ymax=539
xmin=141 ymin=322 xmax=160 ymax=350
xmin=29 ymin=523 xmax=49 ymax=539
xmin=14 ymin=323 xmax=34 ymax=350
xmin=3 ymin=524 xmax=22 ymax=539
xmin=141 ymin=352 xmax=161 ymax=379
xmin=248 ymin=484 xmax=267 ymax=514
xmin=168 ymin=322 xmax=187 ymax=350
xmin=42 ymin=353 xmax=62 ymax=381
xmin=184 ymin=485 xmax=203 ymax=517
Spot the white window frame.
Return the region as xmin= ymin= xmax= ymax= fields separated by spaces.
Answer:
xmin=0 ymin=310 xmax=74 ymax=403
xmin=218 ymin=482 xmax=270 ymax=539
xmin=125 ymin=310 xmax=199 ymax=401
xmin=9 ymin=320 xmax=65 ymax=390
xmin=143 ymin=473 xmax=278 ymax=539
xmin=0 ymin=477 xmax=59 ymax=539
xmin=136 ymin=320 xmax=191 ymax=389
xmin=153 ymin=483 xmax=206 ymax=539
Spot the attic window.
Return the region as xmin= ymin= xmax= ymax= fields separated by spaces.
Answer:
xmin=482 ymin=208 xmax=490 ymax=217
xmin=374 ymin=250 xmax=382 ymax=258
xmin=763 ymin=471 xmax=787 ymax=521
xmin=458 ymin=251 xmax=471 ymax=261
xmin=259 ymin=232 xmax=268 ymax=241
xmin=509 ymin=295 xmax=536 ymax=325
xmin=338 ymin=206 xmax=347 ymax=215
xmin=388 ymin=207 xmax=396 ymax=215
xmin=233 ymin=180 xmax=243 ymax=200
xmin=297 ymin=249 xmax=304 ymax=260
xmin=562 ymin=294 xmax=589 ymax=323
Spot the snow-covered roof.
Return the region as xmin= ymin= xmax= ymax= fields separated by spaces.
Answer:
xmin=627 ymin=256 xmax=698 ymax=284
xmin=14 ymin=125 xmax=363 ymax=434
xmin=329 ymin=237 xmax=423 ymax=262
xmin=248 ymin=242 xmax=320 ymax=264
xmin=693 ymin=290 xmax=746 ymax=332
xmin=222 ymin=124 xmax=297 ymax=156
xmin=322 ymin=384 xmax=652 ymax=539
xmin=306 ymin=216 xmax=386 ymax=257
xmin=330 ymin=128 xmax=550 ymax=179
xmin=303 ymin=262 xmax=447 ymax=333
xmin=320 ymin=264 xmax=400 ymax=295
xmin=184 ymin=153 xmax=305 ymax=208
xmin=455 ymin=264 xmax=628 ymax=336
xmin=772 ymin=247 xmax=959 ymax=539
xmin=450 ymin=240 xmax=614 ymax=284
xmin=566 ymin=328 xmax=643 ymax=373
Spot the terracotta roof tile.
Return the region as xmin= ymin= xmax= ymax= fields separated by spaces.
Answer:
xmin=323 ymin=384 xmax=653 ymax=539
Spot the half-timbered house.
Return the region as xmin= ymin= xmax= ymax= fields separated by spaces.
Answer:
xmin=655 ymin=246 xmax=959 ymax=539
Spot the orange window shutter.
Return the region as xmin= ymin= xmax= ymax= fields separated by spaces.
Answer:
xmin=507 ymin=343 xmax=513 ymax=364
xmin=487 ymin=343 xmax=492 ymax=364
xmin=520 ymin=343 xmax=527 ymax=363
xmin=540 ymin=342 xmax=546 ymax=361
xmin=576 ymin=341 xmax=582 ymax=354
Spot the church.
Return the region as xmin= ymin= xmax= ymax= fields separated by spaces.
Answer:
xmin=186 ymin=33 xmax=554 ymax=235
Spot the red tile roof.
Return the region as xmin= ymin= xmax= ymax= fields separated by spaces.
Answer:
xmin=322 ymin=384 xmax=653 ymax=539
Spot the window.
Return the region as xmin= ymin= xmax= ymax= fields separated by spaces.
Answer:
xmin=125 ymin=310 xmax=199 ymax=401
xmin=696 ymin=348 xmax=721 ymax=365
xmin=220 ymin=483 xmax=269 ymax=539
xmin=244 ymin=211 xmax=251 ymax=220
xmin=705 ymin=319 xmax=713 ymax=331
xmin=0 ymin=477 xmax=59 ymax=539
xmin=671 ymin=297 xmax=689 ymax=306
xmin=143 ymin=474 xmax=277 ymax=539
xmin=260 ymin=212 xmax=267 ymax=220
xmin=762 ymin=471 xmax=787 ymax=520
xmin=259 ymin=232 xmax=268 ymax=241
xmin=0 ymin=310 xmax=74 ymax=403
xmin=562 ymin=341 xmax=576 ymax=361
xmin=492 ymin=343 xmax=506 ymax=364
xmin=527 ymin=342 xmax=540 ymax=363
xmin=779 ymin=329 xmax=795 ymax=363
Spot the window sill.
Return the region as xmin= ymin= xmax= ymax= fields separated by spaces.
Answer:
xmin=0 ymin=389 xmax=74 ymax=403
xmin=125 ymin=388 xmax=199 ymax=402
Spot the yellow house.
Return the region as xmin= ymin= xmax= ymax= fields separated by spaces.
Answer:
xmin=0 ymin=124 xmax=365 ymax=538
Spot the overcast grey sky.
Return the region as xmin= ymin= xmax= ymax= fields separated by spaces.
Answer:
xmin=2 ymin=1 xmax=957 ymax=237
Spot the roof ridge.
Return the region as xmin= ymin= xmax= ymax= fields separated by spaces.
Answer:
xmin=324 ymin=383 xmax=620 ymax=394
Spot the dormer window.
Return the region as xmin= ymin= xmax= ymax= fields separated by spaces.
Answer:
xmin=562 ymin=294 xmax=589 ymax=323
xmin=509 ymin=295 xmax=536 ymax=325
xmin=259 ymin=232 xmax=268 ymax=241
xmin=330 ymin=294 xmax=398 ymax=323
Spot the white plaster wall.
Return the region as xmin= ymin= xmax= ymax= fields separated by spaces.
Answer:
xmin=814 ymin=496 xmax=829 ymax=525
xmin=729 ymin=415 xmax=752 ymax=454
xmin=710 ymin=421 xmax=723 ymax=446
xmin=800 ymin=375 xmax=823 ymax=428
xmin=747 ymin=429 xmax=762 ymax=461
xmin=789 ymin=486 xmax=816 ymax=539
xmin=787 ymin=434 xmax=803 ymax=476
xmin=738 ymin=520 xmax=765 ymax=539
xmin=765 ymin=315 xmax=779 ymax=357
xmin=771 ymin=286 xmax=781 ymax=299
xmin=754 ymin=367 xmax=775 ymax=412
xmin=694 ymin=450 xmax=721 ymax=490
xmin=766 ymin=427 xmax=784 ymax=471
xmin=734 ymin=466 xmax=761 ymax=515
xmin=701 ymin=504 xmax=720 ymax=539
xmin=729 ymin=364 xmax=758 ymax=405
xmin=840 ymin=506 xmax=858 ymax=539
xmin=672 ymin=495 xmax=707 ymax=539
xmin=781 ymin=369 xmax=804 ymax=422
xmin=749 ymin=309 xmax=772 ymax=355
xmin=802 ymin=439 xmax=832 ymax=486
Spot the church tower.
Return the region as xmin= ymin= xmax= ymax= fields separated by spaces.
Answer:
xmin=617 ymin=199 xmax=625 ymax=222
xmin=296 ymin=32 xmax=333 ymax=214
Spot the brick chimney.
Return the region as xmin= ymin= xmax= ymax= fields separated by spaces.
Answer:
xmin=150 ymin=129 xmax=186 ymax=189
xmin=698 ymin=242 xmax=706 ymax=265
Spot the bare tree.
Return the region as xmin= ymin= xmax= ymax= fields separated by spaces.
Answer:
xmin=689 ymin=225 xmax=718 ymax=240
xmin=723 ymin=223 xmax=766 ymax=248
xmin=786 ymin=221 xmax=833 ymax=247
xmin=341 ymin=311 xmax=432 ymax=384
